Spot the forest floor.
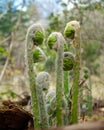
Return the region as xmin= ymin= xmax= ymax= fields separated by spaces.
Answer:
xmin=0 ymin=99 xmax=104 ymax=130
xmin=0 ymin=72 xmax=104 ymax=130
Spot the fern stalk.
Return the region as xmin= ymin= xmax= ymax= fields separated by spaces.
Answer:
xmin=47 ymin=32 xmax=65 ymax=126
xmin=36 ymin=84 xmax=48 ymax=128
xmin=25 ymin=24 xmax=44 ymax=129
xmin=56 ymin=35 xmax=64 ymax=126
xmin=64 ymin=71 xmax=69 ymax=97
xmin=64 ymin=21 xmax=80 ymax=124
xmin=71 ymin=38 xmax=80 ymax=123
xmin=36 ymin=72 xmax=50 ymax=129
xmin=87 ymin=74 xmax=93 ymax=116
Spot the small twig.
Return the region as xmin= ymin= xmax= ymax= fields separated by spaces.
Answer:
xmin=0 ymin=36 xmax=11 ymax=45
xmin=0 ymin=36 xmax=12 ymax=83
xmin=0 ymin=2 xmax=25 ymax=82
xmin=79 ymin=79 xmax=86 ymax=88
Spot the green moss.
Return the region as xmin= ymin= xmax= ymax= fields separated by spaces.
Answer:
xmin=47 ymin=35 xmax=57 ymax=49
xmin=32 ymin=49 xmax=43 ymax=63
xmin=32 ymin=31 xmax=44 ymax=46
xmin=64 ymin=26 xmax=75 ymax=39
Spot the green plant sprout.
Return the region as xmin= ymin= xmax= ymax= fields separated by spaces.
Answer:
xmin=46 ymin=89 xmax=68 ymax=126
xmin=47 ymin=32 xmax=65 ymax=126
xmin=64 ymin=20 xmax=80 ymax=124
xmin=25 ymin=23 xmax=45 ymax=129
xmin=25 ymin=20 xmax=92 ymax=128
xmin=63 ymin=52 xmax=75 ymax=110
xmin=63 ymin=47 xmax=75 ymax=125
xmin=32 ymin=27 xmax=44 ymax=46
xmin=36 ymin=72 xmax=50 ymax=128
xmin=63 ymin=52 xmax=75 ymax=71
xmin=82 ymin=67 xmax=92 ymax=117
xmin=47 ymin=35 xmax=57 ymax=50
xmin=32 ymin=47 xmax=46 ymax=63
xmin=64 ymin=26 xmax=75 ymax=39
xmin=46 ymin=90 xmax=56 ymax=126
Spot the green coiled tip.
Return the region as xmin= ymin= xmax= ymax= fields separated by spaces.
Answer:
xmin=63 ymin=52 xmax=75 ymax=71
xmin=36 ymin=71 xmax=50 ymax=91
xmin=83 ymin=67 xmax=89 ymax=73
xmin=64 ymin=26 xmax=75 ymax=39
xmin=47 ymin=35 xmax=57 ymax=50
xmin=32 ymin=30 xmax=44 ymax=46
xmin=32 ymin=48 xmax=45 ymax=63
xmin=84 ymin=73 xmax=89 ymax=79
xmin=83 ymin=67 xmax=90 ymax=79
xmin=64 ymin=20 xmax=80 ymax=39
xmin=46 ymin=90 xmax=56 ymax=104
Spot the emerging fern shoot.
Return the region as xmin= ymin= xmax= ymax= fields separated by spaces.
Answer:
xmin=64 ymin=20 xmax=80 ymax=124
xmin=25 ymin=24 xmax=45 ymax=129
xmin=47 ymin=32 xmax=65 ymax=126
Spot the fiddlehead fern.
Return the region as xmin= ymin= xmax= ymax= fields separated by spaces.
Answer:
xmin=47 ymin=32 xmax=65 ymax=126
xmin=63 ymin=51 xmax=75 ymax=98
xmin=64 ymin=20 xmax=80 ymax=124
xmin=63 ymin=52 xmax=75 ymax=71
xmin=36 ymin=72 xmax=50 ymax=128
xmin=32 ymin=47 xmax=46 ymax=63
xmin=25 ymin=24 xmax=45 ymax=129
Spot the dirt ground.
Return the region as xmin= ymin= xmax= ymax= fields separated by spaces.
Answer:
xmin=0 ymin=74 xmax=104 ymax=130
xmin=0 ymin=98 xmax=104 ymax=130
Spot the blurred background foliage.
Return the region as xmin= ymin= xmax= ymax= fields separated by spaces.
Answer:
xmin=0 ymin=0 xmax=104 ymax=99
